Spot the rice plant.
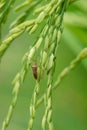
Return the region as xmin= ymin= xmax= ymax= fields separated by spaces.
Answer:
xmin=0 ymin=0 xmax=87 ymax=130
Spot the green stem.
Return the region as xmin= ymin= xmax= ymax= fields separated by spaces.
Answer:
xmin=0 ymin=25 xmax=2 ymax=45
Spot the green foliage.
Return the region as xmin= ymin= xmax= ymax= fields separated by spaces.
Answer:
xmin=0 ymin=0 xmax=87 ymax=130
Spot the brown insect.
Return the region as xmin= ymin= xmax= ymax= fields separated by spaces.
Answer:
xmin=32 ymin=62 xmax=37 ymax=80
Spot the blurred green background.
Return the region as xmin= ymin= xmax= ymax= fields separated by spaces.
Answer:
xmin=0 ymin=0 xmax=87 ymax=130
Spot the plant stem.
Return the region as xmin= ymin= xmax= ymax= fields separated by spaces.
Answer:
xmin=0 ymin=25 xmax=2 ymax=45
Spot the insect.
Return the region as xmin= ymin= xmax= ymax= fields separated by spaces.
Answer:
xmin=32 ymin=62 xmax=37 ymax=80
